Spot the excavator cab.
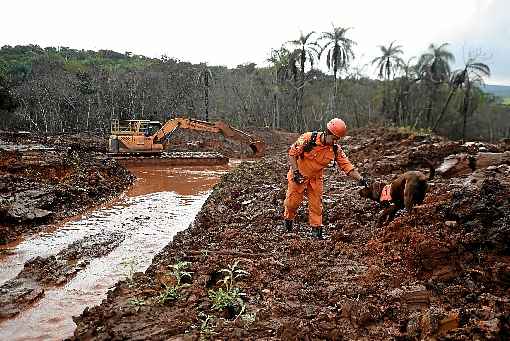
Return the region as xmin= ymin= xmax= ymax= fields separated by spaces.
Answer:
xmin=145 ymin=121 xmax=162 ymax=137
xmin=109 ymin=119 xmax=164 ymax=154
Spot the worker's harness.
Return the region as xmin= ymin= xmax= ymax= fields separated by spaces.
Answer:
xmin=299 ymin=131 xmax=339 ymax=166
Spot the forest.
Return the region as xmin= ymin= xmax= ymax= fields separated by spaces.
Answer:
xmin=1 ymin=29 xmax=509 ymax=141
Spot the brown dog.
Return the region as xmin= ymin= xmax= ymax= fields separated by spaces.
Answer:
xmin=359 ymin=165 xmax=435 ymax=227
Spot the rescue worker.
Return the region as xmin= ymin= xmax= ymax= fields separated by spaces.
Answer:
xmin=284 ymin=118 xmax=367 ymax=239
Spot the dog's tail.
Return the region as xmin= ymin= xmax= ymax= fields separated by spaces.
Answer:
xmin=423 ymin=158 xmax=435 ymax=180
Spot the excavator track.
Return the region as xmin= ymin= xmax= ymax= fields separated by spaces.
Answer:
xmin=110 ymin=151 xmax=229 ymax=167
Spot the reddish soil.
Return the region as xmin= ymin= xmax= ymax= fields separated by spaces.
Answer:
xmin=70 ymin=128 xmax=510 ymax=340
xmin=0 ymin=132 xmax=134 ymax=244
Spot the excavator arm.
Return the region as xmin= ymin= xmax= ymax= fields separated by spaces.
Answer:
xmin=153 ymin=118 xmax=266 ymax=157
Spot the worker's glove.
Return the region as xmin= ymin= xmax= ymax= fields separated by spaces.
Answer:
xmin=358 ymin=177 xmax=369 ymax=187
xmin=293 ymin=170 xmax=305 ymax=184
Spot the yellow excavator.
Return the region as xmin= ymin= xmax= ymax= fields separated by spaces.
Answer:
xmin=108 ymin=117 xmax=266 ymax=157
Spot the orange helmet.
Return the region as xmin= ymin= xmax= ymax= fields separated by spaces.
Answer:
xmin=326 ymin=118 xmax=347 ymax=137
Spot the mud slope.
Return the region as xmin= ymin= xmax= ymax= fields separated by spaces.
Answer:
xmin=72 ymin=128 xmax=510 ymax=340
xmin=0 ymin=134 xmax=134 ymax=244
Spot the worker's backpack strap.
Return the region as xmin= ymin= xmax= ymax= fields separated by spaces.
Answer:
xmin=332 ymin=144 xmax=339 ymax=167
xmin=300 ymin=131 xmax=319 ymax=159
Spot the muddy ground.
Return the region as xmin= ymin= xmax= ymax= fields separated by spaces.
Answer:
xmin=0 ymin=131 xmax=134 ymax=244
xmin=163 ymin=126 xmax=296 ymax=158
xmin=0 ymin=231 xmax=125 ymax=319
xmin=69 ymin=127 xmax=510 ymax=340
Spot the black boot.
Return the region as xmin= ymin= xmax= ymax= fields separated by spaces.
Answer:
xmin=311 ymin=227 xmax=323 ymax=239
xmin=284 ymin=219 xmax=293 ymax=232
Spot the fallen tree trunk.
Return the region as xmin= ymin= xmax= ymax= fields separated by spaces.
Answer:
xmin=437 ymin=151 xmax=510 ymax=177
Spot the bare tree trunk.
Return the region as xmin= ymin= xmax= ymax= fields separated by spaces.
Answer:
xmin=86 ymin=98 xmax=91 ymax=132
xmin=461 ymin=81 xmax=471 ymax=141
xmin=433 ymin=86 xmax=458 ymax=131
xmin=204 ymin=72 xmax=209 ymax=122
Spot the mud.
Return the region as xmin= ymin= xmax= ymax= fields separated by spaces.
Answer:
xmin=0 ymin=160 xmax=228 ymax=340
xmin=69 ymin=127 xmax=510 ymax=340
xmin=167 ymin=127 xmax=297 ymax=158
xmin=0 ymin=232 xmax=124 ymax=319
xmin=0 ymin=136 xmax=134 ymax=244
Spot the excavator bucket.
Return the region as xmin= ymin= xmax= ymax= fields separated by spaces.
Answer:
xmin=250 ymin=141 xmax=266 ymax=157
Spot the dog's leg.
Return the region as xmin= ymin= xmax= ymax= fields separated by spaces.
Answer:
xmin=403 ymin=179 xmax=417 ymax=212
xmin=377 ymin=205 xmax=395 ymax=228
xmin=376 ymin=213 xmax=385 ymax=228
xmin=386 ymin=204 xmax=399 ymax=223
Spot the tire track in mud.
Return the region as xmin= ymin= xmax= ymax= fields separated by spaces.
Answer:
xmin=0 ymin=165 xmax=226 ymax=341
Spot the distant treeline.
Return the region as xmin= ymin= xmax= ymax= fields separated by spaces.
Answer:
xmin=0 ymin=42 xmax=509 ymax=141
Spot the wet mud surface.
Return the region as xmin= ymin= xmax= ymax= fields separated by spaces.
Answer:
xmin=0 ymin=132 xmax=134 ymax=244
xmin=0 ymin=232 xmax=124 ymax=319
xmin=0 ymin=159 xmax=228 ymax=340
xmin=70 ymin=128 xmax=510 ymax=340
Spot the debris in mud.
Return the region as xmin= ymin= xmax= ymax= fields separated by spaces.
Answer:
xmin=437 ymin=151 xmax=510 ymax=177
xmin=0 ymin=232 xmax=124 ymax=319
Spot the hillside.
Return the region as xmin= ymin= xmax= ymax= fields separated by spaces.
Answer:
xmin=483 ymin=84 xmax=510 ymax=99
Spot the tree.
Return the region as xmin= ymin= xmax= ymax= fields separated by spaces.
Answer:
xmin=433 ymin=55 xmax=490 ymax=132
xmin=198 ymin=63 xmax=213 ymax=121
xmin=288 ymin=31 xmax=321 ymax=122
xmin=267 ymin=47 xmax=292 ymax=129
xmin=371 ymin=41 xmax=403 ymax=119
xmin=318 ymin=25 xmax=355 ymax=113
xmin=417 ymin=43 xmax=455 ymax=126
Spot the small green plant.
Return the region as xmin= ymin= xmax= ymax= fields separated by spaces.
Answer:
xmin=198 ymin=312 xmax=217 ymax=340
xmin=170 ymin=261 xmax=193 ymax=285
xmin=157 ymin=260 xmax=193 ymax=304
xmin=127 ymin=297 xmax=146 ymax=312
xmin=158 ymin=283 xmax=182 ymax=303
xmin=208 ymin=260 xmax=249 ymax=318
xmin=218 ymin=260 xmax=249 ymax=293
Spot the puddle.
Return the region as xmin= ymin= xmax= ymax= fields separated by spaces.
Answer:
xmin=0 ymin=161 xmax=230 ymax=340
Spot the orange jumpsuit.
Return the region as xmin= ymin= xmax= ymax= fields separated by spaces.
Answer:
xmin=284 ymin=132 xmax=354 ymax=227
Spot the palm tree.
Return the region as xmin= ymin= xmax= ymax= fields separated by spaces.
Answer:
xmin=433 ymin=58 xmax=490 ymax=132
xmin=267 ymin=47 xmax=292 ymax=129
xmin=371 ymin=41 xmax=404 ymax=118
xmin=288 ymin=31 xmax=321 ymax=121
xmin=418 ymin=43 xmax=455 ymax=126
xmin=318 ymin=25 xmax=355 ymax=113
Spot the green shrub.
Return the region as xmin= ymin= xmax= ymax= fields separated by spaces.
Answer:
xmin=208 ymin=260 xmax=248 ymax=318
xmin=157 ymin=260 xmax=193 ymax=304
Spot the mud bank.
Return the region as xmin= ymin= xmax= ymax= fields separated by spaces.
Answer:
xmin=0 ymin=162 xmax=228 ymax=340
xmin=0 ymin=232 xmax=124 ymax=319
xmin=71 ymin=128 xmax=510 ymax=340
xmin=0 ymin=135 xmax=134 ymax=244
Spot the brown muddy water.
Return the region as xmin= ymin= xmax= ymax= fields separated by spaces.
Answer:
xmin=0 ymin=161 xmax=231 ymax=340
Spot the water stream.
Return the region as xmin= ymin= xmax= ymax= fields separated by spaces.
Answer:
xmin=0 ymin=162 xmax=229 ymax=340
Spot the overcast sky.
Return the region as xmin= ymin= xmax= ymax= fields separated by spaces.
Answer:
xmin=2 ymin=0 xmax=509 ymax=85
